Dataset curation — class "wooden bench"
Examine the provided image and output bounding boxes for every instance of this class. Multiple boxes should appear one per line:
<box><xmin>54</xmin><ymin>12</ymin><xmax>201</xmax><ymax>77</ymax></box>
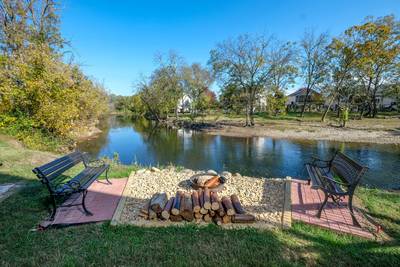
<box><xmin>32</xmin><ymin>151</ymin><xmax>110</xmax><ymax>220</ymax></box>
<box><xmin>305</xmin><ymin>151</ymin><xmax>367</xmax><ymax>225</ymax></box>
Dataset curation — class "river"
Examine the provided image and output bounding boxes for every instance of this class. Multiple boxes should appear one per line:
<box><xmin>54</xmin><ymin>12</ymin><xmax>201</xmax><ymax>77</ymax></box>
<box><xmin>77</xmin><ymin>116</ymin><xmax>400</xmax><ymax>189</ymax></box>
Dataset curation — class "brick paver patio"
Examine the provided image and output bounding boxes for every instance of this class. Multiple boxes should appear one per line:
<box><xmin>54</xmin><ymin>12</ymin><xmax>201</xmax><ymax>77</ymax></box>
<box><xmin>291</xmin><ymin>179</ymin><xmax>374</xmax><ymax>239</ymax></box>
<box><xmin>40</xmin><ymin>178</ymin><xmax>127</xmax><ymax>228</ymax></box>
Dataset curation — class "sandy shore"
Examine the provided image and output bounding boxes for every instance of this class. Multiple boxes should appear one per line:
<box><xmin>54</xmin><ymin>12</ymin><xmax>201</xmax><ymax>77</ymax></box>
<box><xmin>203</xmin><ymin>124</ymin><xmax>400</xmax><ymax>144</ymax></box>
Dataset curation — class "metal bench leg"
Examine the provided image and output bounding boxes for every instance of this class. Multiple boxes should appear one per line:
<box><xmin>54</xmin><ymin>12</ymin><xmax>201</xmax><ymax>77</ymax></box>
<box><xmin>49</xmin><ymin>195</ymin><xmax>57</xmax><ymax>221</ymax></box>
<box><xmin>82</xmin><ymin>190</ymin><xmax>93</xmax><ymax>216</ymax></box>
<box><xmin>317</xmin><ymin>191</ymin><xmax>329</xmax><ymax>218</ymax></box>
<box><xmin>105</xmin><ymin>166</ymin><xmax>112</xmax><ymax>184</ymax></box>
<box><xmin>348</xmin><ymin>194</ymin><xmax>360</xmax><ymax>226</ymax></box>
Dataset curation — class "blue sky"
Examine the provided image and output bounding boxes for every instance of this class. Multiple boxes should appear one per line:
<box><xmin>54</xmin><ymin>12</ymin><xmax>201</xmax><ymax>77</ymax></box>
<box><xmin>60</xmin><ymin>0</ymin><xmax>400</xmax><ymax>96</ymax></box>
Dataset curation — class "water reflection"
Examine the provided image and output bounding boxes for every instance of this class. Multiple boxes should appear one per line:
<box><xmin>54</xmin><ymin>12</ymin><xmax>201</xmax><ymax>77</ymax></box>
<box><xmin>77</xmin><ymin>116</ymin><xmax>400</xmax><ymax>189</ymax></box>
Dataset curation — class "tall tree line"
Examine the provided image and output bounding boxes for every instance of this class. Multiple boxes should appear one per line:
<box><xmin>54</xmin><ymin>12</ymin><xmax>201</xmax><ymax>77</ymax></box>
<box><xmin>0</xmin><ymin>0</ymin><xmax>108</xmax><ymax>143</ymax></box>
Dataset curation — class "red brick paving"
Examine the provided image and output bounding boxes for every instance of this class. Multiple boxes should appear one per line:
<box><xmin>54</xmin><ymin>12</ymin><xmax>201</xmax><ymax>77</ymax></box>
<box><xmin>40</xmin><ymin>178</ymin><xmax>127</xmax><ymax>228</ymax></box>
<box><xmin>291</xmin><ymin>179</ymin><xmax>374</xmax><ymax>239</ymax></box>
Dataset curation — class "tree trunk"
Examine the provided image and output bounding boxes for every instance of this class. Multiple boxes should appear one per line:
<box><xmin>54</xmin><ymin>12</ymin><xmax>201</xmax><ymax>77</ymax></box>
<box><xmin>175</xmin><ymin>106</ymin><xmax>179</xmax><ymax>121</ymax></box>
<box><xmin>300</xmin><ymin>88</ymin><xmax>311</xmax><ymax>117</ymax></box>
<box><xmin>245</xmin><ymin>104</ymin><xmax>251</xmax><ymax>127</ymax></box>
<box><xmin>321</xmin><ymin>95</ymin><xmax>335</xmax><ymax>122</ymax></box>
<box><xmin>372</xmin><ymin>92</ymin><xmax>378</xmax><ymax>118</ymax></box>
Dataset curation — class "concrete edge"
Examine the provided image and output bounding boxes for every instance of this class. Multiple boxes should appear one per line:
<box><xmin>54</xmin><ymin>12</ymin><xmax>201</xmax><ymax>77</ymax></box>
<box><xmin>281</xmin><ymin>176</ymin><xmax>292</xmax><ymax>229</ymax></box>
<box><xmin>110</xmin><ymin>171</ymin><xmax>136</xmax><ymax>226</ymax></box>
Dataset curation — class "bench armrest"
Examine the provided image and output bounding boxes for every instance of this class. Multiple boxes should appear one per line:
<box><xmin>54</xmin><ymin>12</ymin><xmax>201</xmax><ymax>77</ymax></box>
<box><xmin>304</xmin><ymin>161</ymin><xmax>329</xmax><ymax>169</ymax></box>
<box><xmin>86</xmin><ymin>159</ymin><xmax>106</xmax><ymax>168</ymax></box>
<box><xmin>320</xmin><ymin>175</ymin><xmax>349</xmax><ymax>187</ymax></box>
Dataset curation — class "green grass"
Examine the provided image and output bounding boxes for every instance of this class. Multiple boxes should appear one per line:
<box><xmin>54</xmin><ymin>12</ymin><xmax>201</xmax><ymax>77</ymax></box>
<box><xmin>356</xmin><ymin>187</ymin><xmax>400</xmax><ymax>240</ymax></box>
<box><xmin>0</xmin><ymin>136</ymin><xmax>399</xmax><ymax>266</ymax></box>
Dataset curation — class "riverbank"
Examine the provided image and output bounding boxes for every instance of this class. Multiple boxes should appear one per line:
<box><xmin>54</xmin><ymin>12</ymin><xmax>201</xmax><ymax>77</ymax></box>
<box><xmin>169</xmin><ymin>113</ymin><xmax>400</xmax><ymax>144</ymax></box>
<box><xmin>0</xmin><ymin>134</ymin><xmax>399</xmax><ymax>265</ymax></box>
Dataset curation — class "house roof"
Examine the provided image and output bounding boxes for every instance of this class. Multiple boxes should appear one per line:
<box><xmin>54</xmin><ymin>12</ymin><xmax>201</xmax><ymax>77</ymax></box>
<box><xmin>288</xmin><ymin>88</ymin><xmax>320</xmax><ymax>97</ymax></box>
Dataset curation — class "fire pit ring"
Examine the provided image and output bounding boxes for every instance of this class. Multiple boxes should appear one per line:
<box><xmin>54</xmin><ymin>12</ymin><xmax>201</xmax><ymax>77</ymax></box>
<box><xmin>189</xmin><ymin>172</ymin><xmax>227</xmax><ymax>192</ymax></box>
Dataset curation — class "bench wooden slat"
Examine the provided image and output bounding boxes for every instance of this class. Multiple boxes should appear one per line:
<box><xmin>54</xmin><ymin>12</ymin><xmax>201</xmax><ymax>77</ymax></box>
<box><xmin>39</xmin><ymin>153</ymin><xmax>83</xmax><ymax>176</ymax></box>
<box><xmin>35</xmin><ymin>151</ymin><xmax>81</xmax><ymax>173</ymax></box>
<box><xmin>45</xmin><ymin>157</ymin><xmax>84</xmax><ymax>181</ymax></box>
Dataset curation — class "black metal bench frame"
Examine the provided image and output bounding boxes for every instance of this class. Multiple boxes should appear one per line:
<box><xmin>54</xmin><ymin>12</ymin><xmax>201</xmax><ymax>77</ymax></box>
<box><xmin>305</xmin><ymin>151</ymin><xmax>367</xmax><ymax>225</ymax></box>
<box><xmin>33</xmin><ymin>151</ymin><xmax>110</xmax><ymax>220</ymax></box>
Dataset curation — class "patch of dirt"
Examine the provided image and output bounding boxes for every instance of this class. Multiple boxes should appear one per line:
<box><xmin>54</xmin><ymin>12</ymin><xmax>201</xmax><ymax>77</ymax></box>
<box><xmin>0</xmin><ymin>134</ymin><xmax>24</xmax><ymax>149</ymax></box>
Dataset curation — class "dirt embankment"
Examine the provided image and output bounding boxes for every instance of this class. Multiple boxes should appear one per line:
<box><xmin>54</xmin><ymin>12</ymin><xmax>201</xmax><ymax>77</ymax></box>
<box><xmin>170</xmin><ymin>119</ymin><xmax>400</xmax><ymax>145</ymax></box>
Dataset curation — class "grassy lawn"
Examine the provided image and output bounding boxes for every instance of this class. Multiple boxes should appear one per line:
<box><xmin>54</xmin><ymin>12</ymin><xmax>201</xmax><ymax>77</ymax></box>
<box><xmin>0</xmin><ymin>136</ymin><xmax>399</xmax><ymax>266</ymax></box>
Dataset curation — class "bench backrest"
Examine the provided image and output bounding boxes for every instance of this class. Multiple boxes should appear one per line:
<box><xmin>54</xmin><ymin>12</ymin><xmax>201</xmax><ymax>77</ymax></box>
<box><xmin>331</xmin><ymin>152</ymin><xmax>367</xmax><ymax>186</ymax></box>
<box><xmin>32</xmin><ymin>151</ymin><xmax>85</xmax><ymax>188</ymax></box>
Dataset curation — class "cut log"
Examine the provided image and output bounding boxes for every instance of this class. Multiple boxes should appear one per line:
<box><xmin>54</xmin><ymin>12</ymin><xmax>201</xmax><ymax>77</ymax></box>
<box><xmin>222</xmin><ymin>215</ymin><xmax>231</xmax><ymax>224</ymax></box>
<box><xmin>204</xmin><ymin>176</ymin><xmax>220</xmax><ymax>188</ymax></box>
<box><xmin>209</xmin><ymin>210</ymin><xmax>216</xmax><ymax>217</ymax></box>
<box><xmin>203</xmin><ymin>213</ymin><xmax>212</xmax><ymax>223</ymax></box>
<box><xmin>198</xmin><ymin>189</ymin><xmax>204</xmax><ymax>208</ymax></box>
<box><xmin>232</xmin><ymin>214</ymin><xmax>256</xmax><ymax>223</ymax></box>
<box><xmin>192</xmin><ymin>191</ymin><xmax>201</xmax><ymax>213</ymax></box>
<box><xmin>171</xmin><ymin>191</ymin><xmax>183</xmax><ymax>215</ymax></box>
<box><xmin>203</xmin><ymin>188</ymin><xmax>211</xmax><ymax>210</ymax></box>
<box><xmin>213</xmin><ymin>215</ymin><xmax>223</xmax><ymax>225</ymax></box>
<box><xmin>181</xmin><ymin>193</ymin><xmax>194</xmax><ymax>222</ymax></box>
<box><xmin>221</xmin><ymin>196</ymin><xmax>235</xmax><ymax>216</ymax></box>
<box><xmin>148</xmin><ymin>209</ymin><xmax>157</xmax><ymax>220</ymax></box>
<box><xmin>150</xmin><ymin>192</ymin><xmax>168</xmax><ymax>213</ymax></box>
<box><xmin>211</xmin><ymin>192</ymin><xmax>220</xmax><ymax>210</ymax></box>
<box><xmin>231</xmin><ymin>194</ymin><xmax>246</xmax><ymax>214</ymax></box>
<box><xmin>140</xmin><ymin>201</ymin><xmax>150</xmax><ymax>215</ymax></box>
<box><xmin>200</xmin><ymin>207</ymin><xmax>208</xmax><ymax>215</ymax></box>
<box><xmin>194</xmin><ymin>212</ymin><xmax>203</xmax><ymax>219</ymax></box>
<box><xmin>217</xmin><ymin>200</ymin><xmax>225</xmax><ymax>217</ymax></box>
<box><xmin>161</xmin><ymin>197</ymin><xmax>174</xmax><ymax>220</ymax></box>
<box><xmin>138</xmin><ymin>211</ymin><xmax>148</xmax><ymax>219</ymax></box>
<box><xmin>169</xmin><ymin>215</ymin><xmax>183</xmax><ymax>222</ymax></box>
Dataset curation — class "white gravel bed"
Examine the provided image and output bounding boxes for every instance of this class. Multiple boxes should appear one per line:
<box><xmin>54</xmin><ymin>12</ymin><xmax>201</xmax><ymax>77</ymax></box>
<box><xmin>117</xmin><ymin>167</ymin><xmax>291</xmax><ymax>229</ymax></box>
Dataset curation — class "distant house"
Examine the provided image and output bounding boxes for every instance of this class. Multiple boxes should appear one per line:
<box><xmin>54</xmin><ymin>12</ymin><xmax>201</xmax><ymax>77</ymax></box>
<box><xmin>375</xmin><ymin>87</ymin><xmax>397</xmax><ymax>110</ymax></box>
<box><xmin>177</xmin><ymin>88</ymin><xmax>217</xmax><ymax>113</ymax></box>
<box><xmin>286</xmin><ymin>88</ymin><xmax>323</xmax><ymax>106</ymax></box>
<box><xmin>177</xmin><ymin>94</ymin><xmax>192</xmax><ymax>113</ymax></box>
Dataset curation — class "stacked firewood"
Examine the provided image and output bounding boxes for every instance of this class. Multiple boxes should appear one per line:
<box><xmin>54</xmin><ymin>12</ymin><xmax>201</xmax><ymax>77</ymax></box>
<box><xmin>139</xmin><ymin>188</ymin><xmax>255</xmax><ymax>224</ymax></box>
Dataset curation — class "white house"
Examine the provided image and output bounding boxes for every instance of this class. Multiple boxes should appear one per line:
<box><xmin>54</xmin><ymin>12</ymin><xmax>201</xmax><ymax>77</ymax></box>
<box><xmin>177</xmin><ymin>94</ymin><xmax>192</xmax><ymax>113</ymax></box>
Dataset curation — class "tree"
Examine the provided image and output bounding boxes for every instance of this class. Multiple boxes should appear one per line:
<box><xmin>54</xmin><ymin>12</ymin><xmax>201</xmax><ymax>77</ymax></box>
<box><xmin>268</xmin><ymin>41</ymin><xmax>297</xmax><ymax>93</ymax></box>
<box><xmin>181</xmin><ymin>63</ymin><xmax>214</xmax><ymax>120</ymax></box>
<box><xmin>0</xmin><ymin>0</ymin><xmax>108</xmax><ymax>145</ymax></box>
<box><xmin>209</xmin><ymin>34</ymin><xmax>272</xmax><ymax>126</ymax></box>
<box><xmin>266</xmin><ymin>90</ymin><xmax>288</xmax><ymax>116</ymax></box>
<box><xmin>321</xmin><ymin>35</ymin><xmax>358</xmax><ymax>122</ymax></box>
<box><xmin>219</xmin><ymin>82</ymin><xmax>246</xmax><ymax>114</ymax></box>
<box><xmin>154</xmin><ymin>51</ymin><xmax>184</xmax><ymax>120</ymax></box>
<box><xmin>347</xmin><ymin>15</ymin><xmax>400</xmax><ymax>118</ymax></box>
<box><xmin>299</xmin><ymin>30</ymin><xmax>329</xmax><ymax>117</ymax></box>
<box><xmin>0</xmin><ymin>0</ymin><xmax>65</xmax><ymax>54</ymax></box>
<box><xmin>138</xmin><ymin>52</ymin><xmax>184</xmax><ymax>122</ymax></box>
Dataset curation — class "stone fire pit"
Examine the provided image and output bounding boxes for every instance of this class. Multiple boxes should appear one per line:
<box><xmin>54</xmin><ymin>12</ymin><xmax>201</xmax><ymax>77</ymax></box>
<box><xmin>111</xmin><ymin>167</ymin><xmax>292</xmax><ymax>229</ymax></box>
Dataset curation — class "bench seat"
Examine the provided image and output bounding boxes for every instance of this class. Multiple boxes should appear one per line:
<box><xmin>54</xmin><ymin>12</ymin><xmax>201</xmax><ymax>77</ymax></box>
<box><xmin>33</xmin><ymin>151</ymin><xmax>110</xmax><ymax>220</ymax></box>
<box><xmin>305</xmin><ymin>152</ymin><xmax>367</xmax><ymax>225</ymax></box>
<box><xmin>55</xmin><ymin>164</ymin><xmax>110</xmax><ymax>194</ymax></box>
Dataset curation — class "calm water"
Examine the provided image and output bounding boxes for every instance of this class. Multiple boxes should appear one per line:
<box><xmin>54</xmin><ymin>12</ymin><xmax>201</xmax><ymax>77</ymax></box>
<box><xmin>77</xmin><ymin>116</ymin><xmax>400</xmax><ymax>189</ymax></box>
